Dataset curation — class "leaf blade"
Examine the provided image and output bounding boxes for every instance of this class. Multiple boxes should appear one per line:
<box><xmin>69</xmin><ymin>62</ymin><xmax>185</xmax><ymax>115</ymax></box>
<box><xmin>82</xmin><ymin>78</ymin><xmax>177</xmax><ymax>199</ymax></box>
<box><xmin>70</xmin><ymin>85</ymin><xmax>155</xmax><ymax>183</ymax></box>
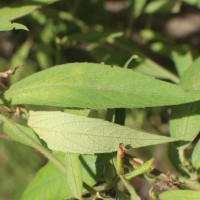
<box><xmin>28</xmin><ymin>111</ymin><xmax>177</xmax><ymax>154</ymax></box>
<box><xmin>170</xmin><ymin>57</ymin><xmax>200</xmax><ymax>141</ymax></box>
<box><xmin>65</xmin><ymin>153</ymin><xmax>83</xmax><ymax>199</ymax></box>
<box><xmin>0</xmin><ymin>21</ymin><xmax>28</xmax><ymax>31</ymax></box>
<box><xmin>0</xmin><ymin>1</ymin><xmax>59</xmax><ymax>22</ymax></box>
<box><xmin>5</xmin><ymin>63</ymin><xmax>200</xmax><ymax>109</ymax></box>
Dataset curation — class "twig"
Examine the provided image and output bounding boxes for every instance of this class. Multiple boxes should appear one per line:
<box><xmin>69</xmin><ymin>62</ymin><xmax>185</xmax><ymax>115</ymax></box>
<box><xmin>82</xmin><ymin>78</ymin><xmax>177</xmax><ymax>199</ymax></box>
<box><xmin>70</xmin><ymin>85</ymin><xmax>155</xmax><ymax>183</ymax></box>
<box><xmin>0</xmin><ymin>65</ymin><xmax>22</xmax><ymax>79</ymax></box>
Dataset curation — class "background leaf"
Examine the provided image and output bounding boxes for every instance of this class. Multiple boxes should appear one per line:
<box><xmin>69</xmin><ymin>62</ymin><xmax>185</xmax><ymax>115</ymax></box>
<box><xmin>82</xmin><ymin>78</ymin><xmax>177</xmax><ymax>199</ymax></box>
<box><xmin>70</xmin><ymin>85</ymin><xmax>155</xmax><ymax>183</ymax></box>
<box><xmin>0</xmin><ymin>1</ymin><xmax>59</xmax><ymax>21</ymax></box>
<box><xmin>0</xmin><ymin>21</ymin><xmax>28</xmax><ymax>31</ymax></box>
<box><xmin>181</xmin><ymin>0</ymin><xmax>200</xmax><ymax>8</ymax></box>
<box><xmin>134</xmin><ymin>58</ymin><xmax>179</xmax><ymax>83</ymax></box>
<box><xmin>5</xmin><ymin>63</ymin><xmax>200</xmax><ymax>109</ymax></box>
<box><xmin>9</xmin><ymin>40</ymin><xmax>34</xmax><ymax>84</ymax></box>
<box><xmin>28</xmin><ymin>111</ymin><xmax>176</xmax><ymax>154</ymax></box>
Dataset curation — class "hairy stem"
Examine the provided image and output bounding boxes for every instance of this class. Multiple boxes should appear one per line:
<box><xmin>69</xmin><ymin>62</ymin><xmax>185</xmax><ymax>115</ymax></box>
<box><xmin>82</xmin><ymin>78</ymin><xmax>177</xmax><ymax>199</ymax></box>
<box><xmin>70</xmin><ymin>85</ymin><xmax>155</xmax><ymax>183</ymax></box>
<box><xmin>0</xmin><ymin>113</ymin><xmax>67</xmax><ymax>174</ymax></box>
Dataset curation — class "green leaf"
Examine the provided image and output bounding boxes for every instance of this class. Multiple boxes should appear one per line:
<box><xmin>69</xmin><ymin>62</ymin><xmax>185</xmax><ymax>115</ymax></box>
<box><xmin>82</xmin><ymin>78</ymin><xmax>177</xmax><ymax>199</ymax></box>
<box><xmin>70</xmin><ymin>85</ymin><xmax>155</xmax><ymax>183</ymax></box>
<box><xmin>145</xmin><ymin>0</ymin><xmax>177</xmax><ymax>13</ymax></box>
<box><xmin>0</xmin><ymin>21</ymin><xmax>28</xmax><ymax>31</ymax></box>
<box><xmin>181</xmin><ymin>0</ymin><xmax>200</xmax><ymax>8</ymax></box>
<box><xmin>170</xmin><ymin>102</ymin><xmax>200</xmax><ymax>141</ymax></box>
<box><xmin>160</xmin><ymin>190</ymin><xmax>200</xmax><ymax>200</ymax></box>
<box><xmin>21</xmin><ymin>153</ymin><xmax>103</xmax><ymax>200</ymax></box>
<box><xmin>124</xmin><ymin>158</ymin><xmax>154</xmax><ymax>180</ymax></box>
<box><xmin>5</xmin><ymin>63</ymin><xmax>200</xmax><ymax>109</ymax></box>
<box><xmin>28</xmin><ymin>111</ymin><xmax>177</xmax><ymax>154</ymax></box>
<box><xmin>21</xmin><ymin>153</ymin><xmax>73</xmax><ymax>200</ymax></box>
<box><xmin>181</xmin><ymin>57</ymin><xmax>200</xmax><ymax>90</ymax></box>
<box><xmin>10</xmin><ymin>40</ymin><xmax>34</xmax><ymax>84</ymax></box>
<box><xmin>102</xmin><ymin>153</ymin><xmax>115</xmax><ymax>183</ymax></box>
<box><xmin>80</xmin><ymin>154</ymin><xmax>104</xmax><ymax>186</ymax></box>
<box><xmin>0</xmin><ymin>1</ymin><xmax>59</xmax><ymax>21</ymax></box>
<box><xmin>133</xmin><ymin>0</ymin><xmax>147</xmax><ymax>17</ymax></box>
<box><xmin>170</xmin><ymin>58</ymin><xmax>200</xmax><ymax>141</ymax></box>
<box><xmin>65</xmin><ymin>153</ymin><xmax>83</xmax><ymax>199</ymax></box>
<box><xmin>134</xmin><ymin>58</ymin><xmax>179</xmax><ymax>83</ymax></box>
<box><xmin>192</xmin><ymin>140</ymin><xmax>200</xmax><ymax>169</ymax></box>
<box><xmin>171</xmin><ymin>51</ymin><xmax>193</xmax><ymax>77</ymax></box>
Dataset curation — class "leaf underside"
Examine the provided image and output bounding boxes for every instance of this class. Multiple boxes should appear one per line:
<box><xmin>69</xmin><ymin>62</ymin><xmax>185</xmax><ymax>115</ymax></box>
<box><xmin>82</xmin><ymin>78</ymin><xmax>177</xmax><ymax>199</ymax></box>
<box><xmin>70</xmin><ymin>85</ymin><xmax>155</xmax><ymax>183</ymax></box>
<box><xmin>28</xmin><ymin>111</ymin><xmax>176</xmax><ymax>154</ymax></box>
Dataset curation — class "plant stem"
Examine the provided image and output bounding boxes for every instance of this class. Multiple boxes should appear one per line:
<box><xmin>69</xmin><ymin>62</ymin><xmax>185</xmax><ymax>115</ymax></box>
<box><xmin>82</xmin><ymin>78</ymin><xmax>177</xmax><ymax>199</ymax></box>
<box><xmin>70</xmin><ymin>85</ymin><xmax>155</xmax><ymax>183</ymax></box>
<box><xmin>0</xmin><ymin>113</ymin><xmax>67</xmax><ymax>174</ymax></box>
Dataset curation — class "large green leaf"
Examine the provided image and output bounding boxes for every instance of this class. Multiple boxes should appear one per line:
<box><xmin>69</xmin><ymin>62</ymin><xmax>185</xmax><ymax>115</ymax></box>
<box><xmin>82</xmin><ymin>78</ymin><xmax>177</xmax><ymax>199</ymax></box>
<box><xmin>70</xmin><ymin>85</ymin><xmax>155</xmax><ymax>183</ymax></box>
<box><xmin>28</xmin><ymin>111</ymin><xmax>176</xmax><ymax>154</ymax></box>
<box><xmin>0</xmin><ymin>0</ymin><xmax>59</xmax><ymax>21</ymax></box>
<box><xmin>0</xmin><ymin>21</ymin><xmax>28</xmax><ymax>31</ymax></box>
<box><xmin>160</xmin><ymin>190</ymin><xmax>200</xmax><ymax>200</ymax></box>
<box><xmin>5</xmin><ymin>63</ymin><xmax>200</xmax><ymax>109</ymax></box>
<box><xmin>21</xmin><ymin>153</ymin><xmax>104</xmax><ymax>200</ymax></box>
<box><xmin>170</xmin><ymin>58</ymin><xmax>200</xmax><ymax>141</ymax></box>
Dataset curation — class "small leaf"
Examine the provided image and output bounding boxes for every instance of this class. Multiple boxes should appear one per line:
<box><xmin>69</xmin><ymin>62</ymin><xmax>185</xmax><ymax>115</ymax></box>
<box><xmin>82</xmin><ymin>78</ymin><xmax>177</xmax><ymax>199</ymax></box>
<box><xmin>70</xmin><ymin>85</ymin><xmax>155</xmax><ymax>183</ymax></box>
<box><xmin>65</xmin><ymin>153</ymin><xmax>83</xmax><ymax>199</ymax></box>
<box><xmin>10</xmin><ymin>40</ymin><xmax>33</xmax><ymax>84</ymax></box>
<box><xmin>0</xmin><ymin>21</ymin><xmax>28</xmax><ymax>31</ymax></box>
<box><xmin>181</xmin><ymin>0</ymin><xmax>200</xmax><ymax>8</ymax></box>
<box><xmin>0</xmin><ymin>1</ymin><xmax>59</xmax><ymax>21</ymax></box>
<box><xmin>160</xmin><ymin>190</ymin><xmax>200</xmax><ymax>200</ymax></box>
<box><xmin>5</xmin><ymin>63</ymin><xmax>200</xmax><ymax>109</ymax></box>
<box><xmin>145</xmin><ymin>0</ymin><xmax>177</xmax><ymax>13</ymax></box>
<box><xmin>181</xmin><ymin>57</ymin><xmax>200</xmax><ymax>90</ymax></box>
<box><xmin>28</xmin><ymin>111</ymin><xmax>177</xmax><ymax>154</ymax></box>
<box><xmin>192</xmin><ymin>140</ymin><xmax>200</xmax><ymax>169</ymax></box>
<box><xmin>170</xmin><ymin>102</ymin><xmax>200</xmax><ymax>141</ymax></box>
<box><xmin>171</xmin><ymin>51</ymin><xmax>193</xmax><ymax>77</ymax></box>
<box><xmin>124</xmin><ymin>158</ymin><xmax>154</xmax><ymax>180</ymax></box>
<box><xmin>134</xmin><ymin>58</ymin><xmax>179</xmax><ymax>83</ymax></box>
